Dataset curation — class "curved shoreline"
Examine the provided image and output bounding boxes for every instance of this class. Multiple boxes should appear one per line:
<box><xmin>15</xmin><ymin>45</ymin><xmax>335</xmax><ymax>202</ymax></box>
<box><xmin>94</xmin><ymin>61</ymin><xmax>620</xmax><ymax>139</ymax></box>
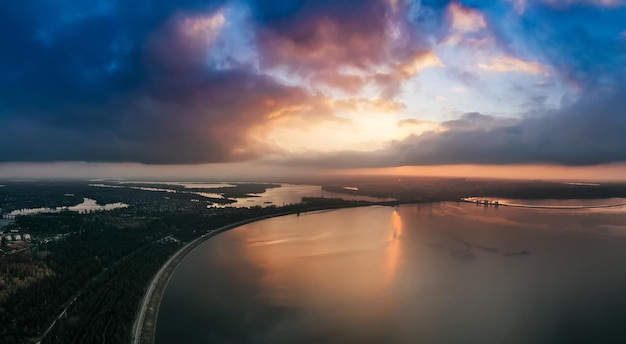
<box><xmin>132</xmin><ymin>198</ymin><xmax>626</xmax><ymax>343</ymax></box>
<box><xmin>131</xmin><ymin>200</ymin><xmax>409</xmax><ymax>344</ymax></box>
<box><xmin>131</xmin><ymin>209</ymin><xmax>327</xmax><ymax>344</ymax></box>
<box><xmin>461</xmin><ymin>198</ymin><xmax>626</xmax><ymax>210</ymax></box>
<box><xmin>499</xmin><ymin>202</ymin><xmax>626</xmax><ymax>210</ymax></box>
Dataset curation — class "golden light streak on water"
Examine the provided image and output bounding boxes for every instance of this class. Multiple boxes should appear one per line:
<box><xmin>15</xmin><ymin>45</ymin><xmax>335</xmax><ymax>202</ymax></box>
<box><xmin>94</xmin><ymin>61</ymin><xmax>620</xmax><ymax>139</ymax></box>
<box><xmin>385</xmin><ymin>210</ymin><xmax>404</xmax><ymax>286</ymax></box>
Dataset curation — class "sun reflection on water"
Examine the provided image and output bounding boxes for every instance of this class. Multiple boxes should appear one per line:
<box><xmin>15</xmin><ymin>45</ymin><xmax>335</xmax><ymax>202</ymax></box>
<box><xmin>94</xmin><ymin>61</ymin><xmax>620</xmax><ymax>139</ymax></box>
<box><xmin>385</xmin><ymin>210</ymin><xmax>404</xmax><ymax>286</ymax></box>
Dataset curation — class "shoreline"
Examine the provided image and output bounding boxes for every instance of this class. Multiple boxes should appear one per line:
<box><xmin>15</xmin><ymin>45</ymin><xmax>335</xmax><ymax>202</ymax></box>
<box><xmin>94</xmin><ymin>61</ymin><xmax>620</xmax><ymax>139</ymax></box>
<box><xmin>461</xmin><ymin>198</ymin><xmax>626</xmax><ymax>210</ymax></box>
<box><xmin>131</xmin><ymin>206</ymin><xmax>364</xmax><ymax>344</ymax></box>
<box><xmin>132</xmin><ymin>197</ymin><xmax>626</xmax><ymax>343</ymax></box>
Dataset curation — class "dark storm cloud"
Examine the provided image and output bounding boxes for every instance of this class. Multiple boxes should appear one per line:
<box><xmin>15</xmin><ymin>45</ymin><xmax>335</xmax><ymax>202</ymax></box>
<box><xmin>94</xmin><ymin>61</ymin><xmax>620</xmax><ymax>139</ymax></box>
<box><xmin>0</xmin><ymin>0</ymin><xmax>240</xmax><ymax>163</ymax></box>
<box><xmin>0</xmin><ymin>67</ymin><xmax>319</xmax><ymax>163</ymax></box>
<box><xmin>252</xmin><ymin>0</ymin><xmax>432</xmax><ymax>94</ymax></box>
<box><xmin>0</xmin><ymin>0</ymin><xmax>430</xmax><ymax>164</ymax></box>
<box><xmin>0</xmin><ymin>0</ymin><xmax>227</xmax><ymax>105</ymax></box>
<box><xmin>0</xmin><ymin>0</ymin><xmax>318</xmax><ymax>164</ymax></box>
<box><xmin>1</xmin><ymin>0</ymin><xmax>626</xmax><ymax>166</ymax></box>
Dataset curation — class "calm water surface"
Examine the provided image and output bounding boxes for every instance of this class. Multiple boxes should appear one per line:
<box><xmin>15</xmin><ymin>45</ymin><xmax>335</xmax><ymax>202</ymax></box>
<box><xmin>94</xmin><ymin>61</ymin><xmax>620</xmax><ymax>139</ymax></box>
<box><xmin>156</xmin><ymin>202</ymin><xmax>626</xmax><ymax>343</ymax></box>
<box><xmin>91</xmin><ymin>183</ymin><xmax>392</xmax><ymax>207</ymax></box>
<box><xmin>222</xmin><ymin>184</ymin><xmax>393</xmax><ymax>207</ymax></box>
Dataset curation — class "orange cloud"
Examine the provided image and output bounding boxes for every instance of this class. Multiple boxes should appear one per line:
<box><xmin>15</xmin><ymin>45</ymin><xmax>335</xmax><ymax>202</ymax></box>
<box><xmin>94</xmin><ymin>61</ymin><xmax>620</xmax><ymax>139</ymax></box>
<box><xmin>396</xmin><ymin>118</ymin><xmax>438</xmax><ymax>128</ymax></box>
<box><xmin>331</xmin><ymin>98</ymin><xmax>407</xmax><ymax>114</ymax></box>
<box><xmin>397</xmin><ymin>51</ymin><xmax>445</xmax><ymax>77</ymax></box>
<box><xmin>478</xmin><ymin>56</ymin><xmax>547</xmax><ymax>75</ymax></box>
<box><xmin>447</xmin><ymin>2</ymin><xmax>487</xmax><ymax>33</ymax></box>
<box><xmin>339</xmin><ymin>164</ymin><xmax>626</xmax><ymax>181</ymax></box>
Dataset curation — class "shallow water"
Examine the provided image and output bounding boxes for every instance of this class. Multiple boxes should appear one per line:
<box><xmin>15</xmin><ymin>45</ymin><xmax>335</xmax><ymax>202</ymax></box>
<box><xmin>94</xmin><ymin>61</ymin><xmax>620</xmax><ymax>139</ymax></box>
<box><xmin>92</xmin><ymin>182</ymin><xmax>393</xmax><ymax>207</ymax></box>
<box><xmin>220</xmin><ymin>184</ymin><xmax>394</xmax><ymax>207</ymax></box>
<box><xmin>156</xmin><ymin>202</ymin><xmax>626</xmax><ymax>343</ymax></box>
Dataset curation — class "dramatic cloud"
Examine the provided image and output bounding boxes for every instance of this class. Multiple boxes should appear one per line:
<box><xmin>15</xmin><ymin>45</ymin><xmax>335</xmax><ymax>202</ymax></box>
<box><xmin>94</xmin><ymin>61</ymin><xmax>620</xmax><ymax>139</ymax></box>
<box><xmin>280</xmin><ymin>85</ymin><xmax>626</xmax><ymax>167</ymax></box>
<box><xmin>252</xmin><ymin>0</ymin><xmax>435</xmax><ymax>95</ymax></box>
<box><xmin>0</xmin><ymin>0</ymin><xmax>625</xmax><ymax>169</ymax></box>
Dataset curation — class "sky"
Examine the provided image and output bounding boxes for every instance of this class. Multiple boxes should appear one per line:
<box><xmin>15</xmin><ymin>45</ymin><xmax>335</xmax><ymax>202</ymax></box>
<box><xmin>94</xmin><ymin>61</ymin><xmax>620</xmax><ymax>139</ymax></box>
<box><xmin>1</xmin><ymin>0</ymin><xmax>625</xmax><ymax>180</ymax></box>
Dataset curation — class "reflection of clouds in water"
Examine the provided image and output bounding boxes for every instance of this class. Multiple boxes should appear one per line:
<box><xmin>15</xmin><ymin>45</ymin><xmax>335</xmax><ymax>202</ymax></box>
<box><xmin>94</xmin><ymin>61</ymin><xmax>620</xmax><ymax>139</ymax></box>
<box><xmin>159</xmin><ymin>204</ymin><xmax>626</xmax><ymax>343</ymax></box>
<box><xmin>594</xmin><ymin>224</ymin><xmax>626</xmax><ymax>235</ymax></box>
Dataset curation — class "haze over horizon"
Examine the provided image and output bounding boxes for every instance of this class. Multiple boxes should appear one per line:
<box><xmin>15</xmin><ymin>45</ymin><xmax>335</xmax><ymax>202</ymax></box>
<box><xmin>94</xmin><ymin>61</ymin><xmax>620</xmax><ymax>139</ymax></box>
<box><xmin>1</xmin><ymin>0</ymin><xmax>625</xmax><ymax>180</ymax></box>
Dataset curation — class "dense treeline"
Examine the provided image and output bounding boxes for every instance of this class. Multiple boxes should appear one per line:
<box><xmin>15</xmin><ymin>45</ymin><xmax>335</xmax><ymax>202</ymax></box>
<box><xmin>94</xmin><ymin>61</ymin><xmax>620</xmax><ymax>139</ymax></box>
<box><xmin>46</xmin><ymin>241</ymin><xmax>179</xmax><ymax>344</ymax></box>
<box><xmin>0</xmin><ymin>213</ymin><xmax>171</xmax><ymax>343</ymax></box>
<box><xmin>0</xmin><ymin>252</ymin><xmax>53</xmax><ymax>304</ymax></box>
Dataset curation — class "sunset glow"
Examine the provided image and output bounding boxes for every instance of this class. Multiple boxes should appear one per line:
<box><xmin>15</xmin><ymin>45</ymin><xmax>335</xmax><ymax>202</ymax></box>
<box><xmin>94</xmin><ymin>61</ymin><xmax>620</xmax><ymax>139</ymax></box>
<box><xmin>1</xmin><ymin>1</ymin><xmax>625</xmax><ymax>179</ymax></box>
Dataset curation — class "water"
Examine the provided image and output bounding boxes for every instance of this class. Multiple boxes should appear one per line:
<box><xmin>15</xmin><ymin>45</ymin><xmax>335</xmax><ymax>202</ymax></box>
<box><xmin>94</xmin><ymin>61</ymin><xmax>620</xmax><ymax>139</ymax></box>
<box><xmin>90</xmin><ymin>183</ymin><xmax>393</xmax><ymax>207</ymax></box>
<box><xmin>8</xmin><ymin>198</ymin><xmax>128</xmax><ymax>216</ymax></box>
<box><xmin>118</xmin><ymin>181</ymin><xmax>236</xmax><ymax>189</ymax></box>
<box><xmin>220</xmin><ymin>184</ymin><xmax>394</xmax><ymax>207</ymax></box>
<box><xmin>464</xmin><ymin>196</ymin><xmax>626</xmax><ymax>210</ymax></box>
<box><xmin>156</xmin><ymin>202</ymin><xmax>626</xmax><ymax>343</ymax></box>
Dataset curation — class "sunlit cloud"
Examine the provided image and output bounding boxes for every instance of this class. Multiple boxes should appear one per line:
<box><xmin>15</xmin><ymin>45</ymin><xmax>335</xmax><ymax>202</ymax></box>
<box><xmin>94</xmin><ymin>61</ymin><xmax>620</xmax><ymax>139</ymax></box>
<box><xmin>397</xmin><ymin>118</ymin><xmax>435</xmax><ymax>128</ymax></box>
<box><xmin>478</xmin><ymin>56</ymin><xmax>548</xmax><ymax>75</ymax></box>
<box><xmin>179</xmin><ymin>11</ymin><xmax>226</xmax><ymax>42</ymax></box>
<box><xmin>396</xmin><ymin>119</ymin><xmax>441</xmax><ymax>137</ymax></box>
<box><xmin>397</xmin><ymin>51</ymin><xmax>445</xmax><ymax>77</ymax></box>
<box><xmin>330</xmin><ymin>98</ymin><xmax>407</xmax><ymax>114</ymax></box>
<box><xmin>1</xmin><ymin>0</ymin><xmax>625</xmax><ymax>176</ymax></box>
<box><xmin>447</xmin><ymin>2</ymin><xmax>487</xmax><ymax>33</ymax></box>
